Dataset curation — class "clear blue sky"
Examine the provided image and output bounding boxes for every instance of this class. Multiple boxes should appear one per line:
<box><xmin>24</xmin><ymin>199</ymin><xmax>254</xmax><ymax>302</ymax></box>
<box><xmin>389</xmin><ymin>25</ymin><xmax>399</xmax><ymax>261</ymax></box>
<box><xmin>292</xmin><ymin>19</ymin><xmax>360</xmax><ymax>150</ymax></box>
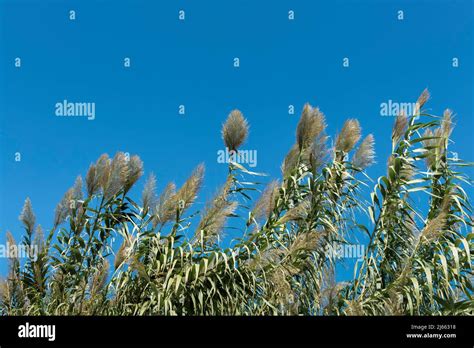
<box><xmin>0</xmin><ymin>0</ymin><xmax>472</xmax><ymax>280</ymax></box>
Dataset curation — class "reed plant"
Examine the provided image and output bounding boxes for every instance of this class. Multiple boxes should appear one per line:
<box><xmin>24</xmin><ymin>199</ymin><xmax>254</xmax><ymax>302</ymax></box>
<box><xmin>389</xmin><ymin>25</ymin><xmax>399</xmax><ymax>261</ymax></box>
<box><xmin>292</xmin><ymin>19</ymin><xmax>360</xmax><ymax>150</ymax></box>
<box><xmin>1</xmin><ymin>90</ymin><xmax>472</xmax><ymax>315</ymax></box>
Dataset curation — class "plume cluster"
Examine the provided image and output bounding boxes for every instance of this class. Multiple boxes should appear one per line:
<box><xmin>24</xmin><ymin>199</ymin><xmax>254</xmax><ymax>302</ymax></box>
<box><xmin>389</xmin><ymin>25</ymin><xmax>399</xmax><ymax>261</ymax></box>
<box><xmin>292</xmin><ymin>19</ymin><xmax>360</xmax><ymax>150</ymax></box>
<box><xmin>392</xmin><ymin>112</ymin><xmax>408</xmax><ymax>144</ymax></box>
<box><xmin>19</xmin><ymin>198</ymin><xmax>36</xmax><ymax>234</ymax></box>
<box><xmin>142</xmin><ymin>173</ymin><xmax>157</xmax><ymax>212</ymax></box>
<box><xmin>3</xmin><ymin>90</ymin><xmax>472</xmax><ymax>317</ymax></box>
<box><xmin>413</xmin><ymin>88</ymin><xmax>430</xmax><ymax>116</ymax></box>
<box><xmin>422</xmin><ymin>109</ymin><xmax>455</xmax><ymax>168</ymax></box>
<box><xmin>283</xmin><ymin>104</ymin><xmax>328</xmax><ymax>175</ymax></box>
<box><xmin>310</xmin><ymin>133</ymin><xmax>329</xmax><ymax>171</ymax></box>
<box><xmin>282</xmin><ymin>144</ymin><xmax>300</xmax><ymax>176</ymax></box>
<box><xmin>222</xmin><ymin>110</ymin><xmax>249</xmax><ymax>151</ymax></box>
<box><xmin>152</xmin><ymin>182</ymin><xmax>177</xmax><ymax>227</ymax></box>
<box><xmin>196</xmin><ymin>177</ymin><xmax>237</xmax><ymax>245</ymax></box>
<box><xmin>89</xmin><ymin>259</ymin><xmax>110</xmax><ymax>296</ymax></box>
<box><xmin>335</xmin><ymin>119</ymin><xmax>361</xmax><ymax>153</ymax></box>
<box><xmin>296</xmin><ymin>104</ymin><xmax>326</xmax><ymax>151</ymax></box>
<box><xmin>352</xmin><ymin>134</ymin><xmax>375</xmax><ymax>169</ymax></box>
<box><xmin>251</xmin><ymin>180</ymin><xmax>280</xmax><ymax>222</ymax></box>
<box><xmin>85</xmin><ymin>153</ymin><xmax>144</xmax><ymax>200</ymax></box>
<box><xmin>278</xmin><ymin>199</ymin><xmax>311</xmax><ymax>224</ymax></box>
<box><xmin>175</xmin><ymin>164</ymin><xmax>205</xmax><ymax>210</ymax></box>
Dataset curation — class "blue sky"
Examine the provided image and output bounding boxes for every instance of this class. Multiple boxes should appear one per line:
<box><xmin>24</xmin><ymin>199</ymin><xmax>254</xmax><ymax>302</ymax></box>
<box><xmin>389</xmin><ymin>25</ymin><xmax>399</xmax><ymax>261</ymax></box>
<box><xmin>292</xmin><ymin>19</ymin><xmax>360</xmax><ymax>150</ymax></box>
<box><xmin>0</xmin><ymin>0</ymin><xmax>472</xmax><ymax>280</ymax></box>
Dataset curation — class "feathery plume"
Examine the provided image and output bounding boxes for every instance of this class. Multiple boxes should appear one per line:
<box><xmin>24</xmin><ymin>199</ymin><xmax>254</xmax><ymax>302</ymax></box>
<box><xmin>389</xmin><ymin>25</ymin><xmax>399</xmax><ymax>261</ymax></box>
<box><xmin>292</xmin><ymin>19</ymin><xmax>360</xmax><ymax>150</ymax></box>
<box><xmin>114</xmin><ymin>238</ymin><xmax>131</xmax><ymax>270</ymax></box>
<box><xmin>6</xmin><ymin>231</ymin><xmax>17</xmax><ymax>261</ymax></box>
<box><xmin>53</xmin><ymin>187</ymin><xmax>74</xmax><ymax>227</ymax></box>
<box><xmin>353</xmin><ymin>134</ymin><xmax>375</xmax><ymax>169</ymax></box>
<box><xmin>175</xmin><ymin>164</ymin><xmax>205</xmax><ymax>210</ymax></box>
<box><xmin>345</xmin><ymin>300</ymin><xmax>365</xmax><ymax>316</ymax></box>
<box><xmin>33</xmin><ymin>225</ymin><xmax>45</xmax><ymax>252</ymax></box>
<box><xmin>95</xmin><ymin>154</ymin><xmax>111</xmax><ymax>192</ymax></box>
<box><xmin>413</xmin><ymin>88</ymin><xmax>430</xmax><ymax>116</ymax></box>
<box><xmin>153</xmin><ymin>182</ymin><xmax>177</xmax><ymax>227</ymax></box>
<box><xmin>6</xmin><ymin>231</ymin><xmax>20</xmax><ymax>276</ymax></box>
<box><xmin>251</xmin><ymin>180</ymin><xmax>280</xmax><ymax>221</ymax></box>
<box><xmin>281</xmin><ymin>144</ymin><xmax>300</xmax><ymax>176</ymax></box>
<box><xmin>335</xmin><ymin>119</ymin><xmax>361</xmax><ymax>153</ymax></box>
<box><xmin>142</xmin><ymin>173</ymin><xmax>157</xmax><ymax>212</ymax></box>
<box><xmin>222</xmin><ymin>109</ymin><xmax>249</xmax><ymax>151</ymax></box>
<box><xmin>72</xmin><ymin>176</ymin><xmax>83</xmax><ymax>201</ymax></box>
<box><xmin>85</xmin><ymin>164</ymin><xmax>99</xmax><ymax>196</ymax></box>
<box><xmin>90</xmin><ymin>259</ymin><xmax>109</xmax><ymax>296</ymax></box>
<box><xmin>19</xmin><ymin>197</ymin><xmax>36</xmax><ymax>235</ymax></box>
<box><xmin>441</xmin><ymin>109</ymin><xmax>453</xmax><ymax>139</ymax></box>
<box><xmin>196</xmin><ymin>177</ymin><xmax>237</xmax><ymax>245</ymax></box>
<box><xmin>392</xmin><ymin>112</ymin><xmax>408</xmax><ymax>143</ymax></box>
<box><xmin>277</xmin><ymin>199</ymin><xmax>311</xmax><ymax>224</ymax></box>
<box><xmin>422</xmin><ymin>128</ymin><xmax>443</xmax><ymax>169</ymax></box>
<box><xmin>0</xmin><ymin>278</ymin><xmax>7</xmax><ymax>303</ymax></box>
<box><xmin>310</xmin><ymin>133</ymin><xmax>329</xmax><ymax>172</ymax></box>
<box><xmin>418</xmin><ymin>211</ymin><xmax>447</xmax><ymax>245</ymax></box>
<box><xmin>269</xmin><ymin>268</ymin><xmax>293</xmax><ymax>302</ymax></box>
<box><xmin>321</xmin><ymin>269</ymin><xmax>348</xmax><ymax>315</ymax></box>
<box><xmin>105</xmin><ymin>152</ymin><xmax>130</xmax><ymax>198</ymax></box>
<box><xmin>124</xmin><ymin>155</ymin><xmax>144</xmax><ymax>193</ymax></box>
<box><xmin>296</xmin><ymin>104</ymin><xmax>326</xmax><ymax>150</ymax></box>
<box><xmin>288</xmin><ymin>230</ymin><xmax>323</xmax><ymax>254</ymax></box>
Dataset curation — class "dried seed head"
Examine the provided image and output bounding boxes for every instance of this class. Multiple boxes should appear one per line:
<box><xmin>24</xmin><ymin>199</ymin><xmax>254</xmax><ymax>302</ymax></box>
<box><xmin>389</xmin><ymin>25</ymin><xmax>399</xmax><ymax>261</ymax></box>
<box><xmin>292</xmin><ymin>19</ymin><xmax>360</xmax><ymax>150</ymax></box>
<box><xmin>33</xmin><ymin>225</ymin><xmax>45</xmax><ymax>252</ymax></box>
<box><xmin>85</xmin><ymin>164</ymin><xmax>99</xmax><ymax>196</ymax></box>
<box><xmin>6</xmin><ymin>231</ymin><xmax>17</xmax><ymax>261</ymax></box>
<box><xmin>353</xmin><ymin>134</ymin><xmax>375</xmax><ymax>169</ymax></box>
<box><xmin>419</xmin><ymin>211</ymin><xmax>447</xmax><ymax>245</ymax></box>
<box><xmin>422</xmin><ymin>128</ymin><xmax>442</xmax><ymax>169</ymax></box>
<box><xmin>345</xmin><ymin>300</ymin><xmax>365</xmax><ymax>316</ymax></box>
<box><xmin>19</xmin><ymin>197</ymin><xmax>36</xmax><ymax>234</ymax></box>
<box><xmin>296</xmin><ymin>104</ymin><xmax>326</xmax><ymax>150</ymax></box>
<box><xmin>125</xmin><ymin>155</ymin><xmax>144</xmax><ymax>193</ymax></box>
<box><xmin>153</xmin><ymin>182</ymin><xmax>177</xmax><ymax>227</ymax></box>
<box><xmin>95</xmin><ymin>154</ymin><xmax>111</xmax><ymax>192</ymax></box>
<box><xmin>0</xmin><ymin>278</ymin><xmax>7</xmax><ymax>302</ymax></box>
<box><xmin>175</xmin><ymin>164</ymin><xmax>205</xmax><ymax>210</ymax></box>
<box><xmin>392</xmin><ymin>112</ymin><xmax>408</xmax><ymax>143</ymax></box>
<box><xmin>310</xmin><ymin>133</ymin><xmax>329</xmax><ymax>172</ymax></box>
<box><xmin>335</xmin><ymin>119</ymin><xmax>361</xmax><ymax>153</ymax></box>
<box><xmin>6</xmin><ymin>231</ymin><xmax>20</xmax><ymax>278</ymax></box>
<box><xmin>413</xmin><ymin>89</ymin><xmax>430</xmax><ymax>116</ymax></box>
<box><xmin>441</xmin><ymin>109</ymin><xmax>453</xmax><ymax>138</ymax></box>
<box><xmin>114</xmin><ymin>238</ymin><xmax>131</xmax><ymax>270</ymax></box>
<box><xmin>281</xmin><ymin>144</ymin><xmax>300</xmax><ymax>177</ymax></box>
<box><xmin>53</xmin><ymin>187</ymin><xmax>74</xmax><ymax>227</ymax></box>
<box><xmin>288</xmin><ymin>230</ymin><xmax>323</xmax><ymax>254</ymax></box>
<box><xmin>252</xmin><ymin>180</ymin><xmax>280</xmax><ymax>221</ymax></box>
<box><xmin>269</xmin><ymin>268</ymin><xmax>293</xmax><ymax>302</ymax></box>
<box><xmin>278</xmin><ymin>199</ymin><xmax>311</xmax><ymax>224</ymax></box>
<box><xmin>222</xmin><ymin>109</ymin><xmax>249</xmax><ymax>151</ymax></box>
<box><xmin>72</xmin><ymin>176</ymin><xmax>83</xmax><ymax>201</ymax></box>
<box><xmin>90</xmin><ymin>259</ymin><xmax>109</xmax><ymax>295</ymax></box>
<box><xmin>105</xmin><ymin>152</ymin><xmax>129</xmax><ymax>198</ymax></box>
<box><xmin>142</xmin><ymin>173</ymin><xmax>157</xmax><ymax>212</ymax></box>
<box><xmin>196</xmin><ymin>177</ymin><xmax>237</xmax><ymax>245</ymax></box>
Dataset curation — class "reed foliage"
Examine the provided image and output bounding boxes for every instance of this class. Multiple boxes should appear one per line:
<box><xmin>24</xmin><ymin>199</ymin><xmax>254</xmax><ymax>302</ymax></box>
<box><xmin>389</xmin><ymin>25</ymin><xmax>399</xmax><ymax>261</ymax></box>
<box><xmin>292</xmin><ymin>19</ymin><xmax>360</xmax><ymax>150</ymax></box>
<box><xmin>1</xmin><ymin>91</ymin><xmax>472</xmax><ymax>315</ymax></box>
